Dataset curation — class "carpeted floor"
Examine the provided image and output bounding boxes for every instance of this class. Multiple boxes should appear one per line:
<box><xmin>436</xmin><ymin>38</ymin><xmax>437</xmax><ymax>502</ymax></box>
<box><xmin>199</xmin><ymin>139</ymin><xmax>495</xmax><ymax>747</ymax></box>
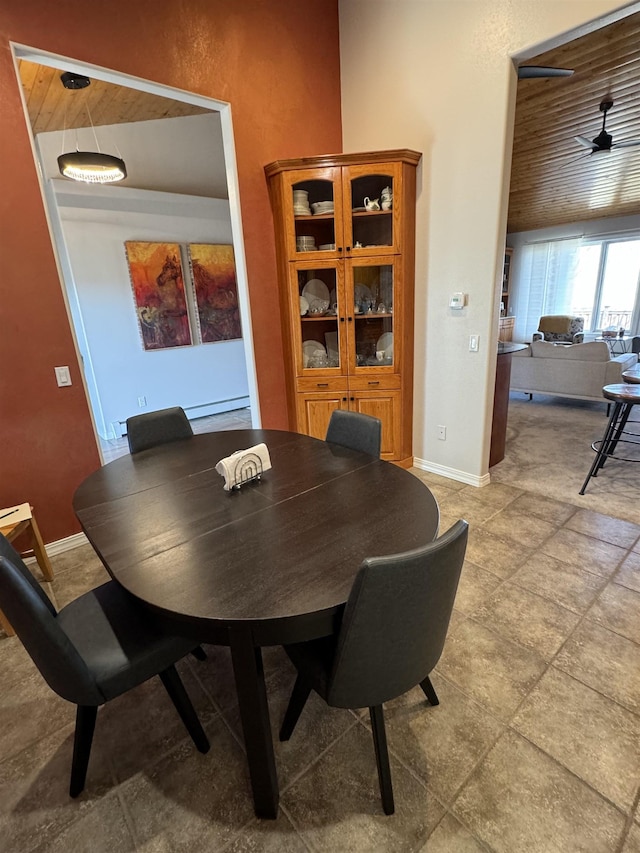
<box><xmin>490</xmin><ymin>393</ymin><xmax>640</xmax><ymax>526</ymax></box>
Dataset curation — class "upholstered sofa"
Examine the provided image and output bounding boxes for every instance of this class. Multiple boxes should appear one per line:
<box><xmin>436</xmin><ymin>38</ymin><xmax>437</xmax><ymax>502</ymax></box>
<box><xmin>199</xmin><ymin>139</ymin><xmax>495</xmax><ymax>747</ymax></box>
<box><xmin>510</xmin><ymin>340</ymin><xmax>637</xmax><ymax>403</ymax></box>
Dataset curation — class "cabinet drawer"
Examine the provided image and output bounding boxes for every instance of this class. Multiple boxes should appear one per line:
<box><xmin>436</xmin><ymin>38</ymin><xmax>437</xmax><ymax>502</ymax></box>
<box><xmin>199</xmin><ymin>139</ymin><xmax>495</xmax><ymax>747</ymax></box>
<box><xmin>296</xmin><ymin>376</ymin><xmax>347</xmax><ymax>393</ymax></box>
<box><xmin>348</xmin><ymin>374</ymin><xmax>401</xmax><ymax>391</ymax></box>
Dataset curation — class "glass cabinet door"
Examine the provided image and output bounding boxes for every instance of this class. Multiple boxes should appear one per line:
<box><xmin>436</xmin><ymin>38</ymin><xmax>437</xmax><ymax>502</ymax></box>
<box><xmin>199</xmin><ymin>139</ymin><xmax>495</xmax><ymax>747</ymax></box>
<box><xmin>290</xmin><ymin>262</ymin><xmax>345</xmax><ymax>374</ymax></box>
<box><xmin>343</xmin><ymin>163</ymin><xmax>402</xmax><ymax>256</ymax></box>
<box><xmin>346</xmin><ymin>258</ymin><xmax>396</xmax><ymax>371</ymax></box>
<box><xmin>283</xmin><ymin>168</ymin><xmax>344</xmax><ymax>260</ymax></box>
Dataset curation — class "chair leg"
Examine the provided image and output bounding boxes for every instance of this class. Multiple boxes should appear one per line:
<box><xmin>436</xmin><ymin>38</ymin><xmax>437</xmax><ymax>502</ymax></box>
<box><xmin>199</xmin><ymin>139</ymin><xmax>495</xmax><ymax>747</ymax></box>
<box><xmin>70</xmin><ymin>705</ymin><xmax>98</xmax><ymax>798</ymax></box>
<box><xmin>28</xmin><ymin>514</ymin><xmax>55</xmax><ymax>581</ymax></box>
<box><xmin>369</xmin><ymin>705</ymin><xmax>394</xmax><ymax>815</ymax></box>
<box><xmin>0</xmin><ymin>608</ymin><xmax>15</xmax><ymax>637</ymax></box>
<box><xmin>420</xmin><ymin>675</ymin><xmax>439</xmax><ymax>706</ymax></box>
<box><xmin>159</xmin><ymin>664</ymin><xmax>210</xmax><ymax>754</ymax></box>
<box><xmin>279</xmin><ymin>675</ymin><xmax>311</xmax><ymax>741</ymax></box>
<box><xmin>190</xmin><ymin>645</ymin><xmax>207</xmax><ymax>662</ymax></box>
<box><xmin>580</xmin><ymin>401</ymin><xmax>622</xmax><ymax>494</ymax></box>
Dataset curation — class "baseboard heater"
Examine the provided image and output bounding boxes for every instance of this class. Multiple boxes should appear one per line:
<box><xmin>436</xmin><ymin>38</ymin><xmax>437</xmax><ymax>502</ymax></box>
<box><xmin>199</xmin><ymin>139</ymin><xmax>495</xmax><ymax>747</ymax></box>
<box><xmin>110</xmin><ymin>395</ymin><xmax>250</xmax><ymax>439</ymax></box>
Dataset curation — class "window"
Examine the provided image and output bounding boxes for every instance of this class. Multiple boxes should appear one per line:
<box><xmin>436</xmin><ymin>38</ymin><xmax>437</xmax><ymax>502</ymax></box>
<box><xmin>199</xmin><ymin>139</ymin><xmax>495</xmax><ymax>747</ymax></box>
<box><xmin>516</xmin><ymin>236</ymin><xmax>640</xmax><ymax>341</ymax></box>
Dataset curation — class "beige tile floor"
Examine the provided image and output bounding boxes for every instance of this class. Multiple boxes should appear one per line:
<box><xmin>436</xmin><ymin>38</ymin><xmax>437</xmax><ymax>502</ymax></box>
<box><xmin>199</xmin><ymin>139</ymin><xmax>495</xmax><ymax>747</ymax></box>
<box><xmin>1</xmin><ymin>424</ymin><xmax>640</xmax><ymax>851</ymax></box>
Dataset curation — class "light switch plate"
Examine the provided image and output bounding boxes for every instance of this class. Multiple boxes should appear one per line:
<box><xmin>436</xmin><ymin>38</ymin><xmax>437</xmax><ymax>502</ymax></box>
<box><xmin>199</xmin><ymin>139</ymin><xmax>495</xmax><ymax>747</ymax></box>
<box><xmin>54</xmin><ymin>366</ymin><xmax>72</xmax><ymax>387</ymax></box>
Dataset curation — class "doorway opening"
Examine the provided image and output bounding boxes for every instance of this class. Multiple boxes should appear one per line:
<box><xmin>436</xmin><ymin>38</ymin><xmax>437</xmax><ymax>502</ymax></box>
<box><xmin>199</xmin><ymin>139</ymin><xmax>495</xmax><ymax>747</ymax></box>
<box><xmin>12</xmin><ymin>43</ymin><xmax>260</xmax><ymax>462</ymax></box>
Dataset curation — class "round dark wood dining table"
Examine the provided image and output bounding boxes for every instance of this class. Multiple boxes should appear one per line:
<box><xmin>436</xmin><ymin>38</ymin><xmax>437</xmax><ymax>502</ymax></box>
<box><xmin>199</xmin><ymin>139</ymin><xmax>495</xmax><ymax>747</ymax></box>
<box><xmin>73</xmin><ymin>429</ymin><xmax>439</xmax><ymax>818</ymax></box>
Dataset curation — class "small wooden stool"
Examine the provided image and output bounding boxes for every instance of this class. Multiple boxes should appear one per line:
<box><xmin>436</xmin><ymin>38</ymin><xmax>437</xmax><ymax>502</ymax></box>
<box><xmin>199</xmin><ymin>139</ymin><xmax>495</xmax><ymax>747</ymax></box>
<box><xmin>0</xmin><ymin>505</ymin><xmax>54</xmax><ymax>637</ymax></box>
<box><xmin>580</xmin><ymin>384</ymin><xmax>640</xmax><ymax>494</ymax></box>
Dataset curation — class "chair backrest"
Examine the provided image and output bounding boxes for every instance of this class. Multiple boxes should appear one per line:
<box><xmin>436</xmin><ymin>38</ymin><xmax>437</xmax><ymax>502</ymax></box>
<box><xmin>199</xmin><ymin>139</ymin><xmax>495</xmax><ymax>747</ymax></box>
<box><xmin>325</xmin><ymin>410</ymin><xmax>382</xmax><ymax>458</ymax></box>
<box><xmin>326</xmin><ymin>519</ymin><xmax>468</xmax><ymax>709</ymax></box>
<box><xmin>538</xmin><ymin>315</ymin><xmax>584</xmax><ymax>343</ymax></box>
<box><xmin>631</xmin><ymin>336</ymin><xmax>640</xmax><ymax>355</ymax></box>
<box><xmin>126</xmin><ymin>406</ymin><xmax>193</xmax><ymax>454</ymax></box>
<box><xmin>0</xmin><ymin>535</ymin><xmax>103</xmax><ymax>706</ymax></box>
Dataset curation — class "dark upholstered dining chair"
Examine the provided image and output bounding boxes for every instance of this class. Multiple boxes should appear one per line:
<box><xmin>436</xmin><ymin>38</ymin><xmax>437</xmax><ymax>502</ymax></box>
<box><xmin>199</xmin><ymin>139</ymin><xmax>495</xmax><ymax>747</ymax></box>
<box><xmin>0</xmin><ymin>534</ymin><xmax>209</xmax><ymax>797</ymax></box>
<box><xmin>279</xmin><ymin>519</ymin><xmax>469</xmax><ymax>815</ymax></box>
<box><xmin>325</xmin><ymin>410</ymin><xmax>382</xmax><ymax>458</ymax></box>
<box><xmin>126</xmin><ymin>406</ymin><xmax>193</xmax><ymax>454</ymax></box>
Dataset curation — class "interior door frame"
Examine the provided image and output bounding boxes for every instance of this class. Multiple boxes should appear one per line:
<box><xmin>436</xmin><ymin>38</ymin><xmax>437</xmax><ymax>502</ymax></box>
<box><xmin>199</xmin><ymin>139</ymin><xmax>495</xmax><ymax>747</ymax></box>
<box><xmin>10</xmin><ymin>41</ymin><xmax>262</xmax><ymax>453</ymax></box>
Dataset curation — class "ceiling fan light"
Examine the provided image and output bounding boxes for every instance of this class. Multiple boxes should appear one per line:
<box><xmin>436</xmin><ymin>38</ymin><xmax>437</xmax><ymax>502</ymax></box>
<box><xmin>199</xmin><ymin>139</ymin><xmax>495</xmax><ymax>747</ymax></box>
<box><xmin>58</xmin><ymin>151</ymin><xmax>127</xmax><ymax>183</ymax></box>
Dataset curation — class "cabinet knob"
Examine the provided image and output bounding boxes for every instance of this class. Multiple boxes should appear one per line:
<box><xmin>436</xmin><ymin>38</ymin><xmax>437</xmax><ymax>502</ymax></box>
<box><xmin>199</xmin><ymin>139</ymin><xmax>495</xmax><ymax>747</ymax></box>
<box><xmin>340</xmin><ymin>317</ymin><xmax>345</xmax><ymax>322</ymax></box>
<box><xmin>346</xmin><ymin>246</ymin><xmax>351</xmax><ymax>252</ymax></box>
<box><xmin>347</xmin><ymin>316</ymin><xmax>353</xmax><ymax>323</ymax></box>
<box><xmin>350</xmin><ymin>396</ymin><xmax>355</xmax><ymax>402</ymax></box>
<box><xmin>338</xmin><ymin>247</ymin><xmax>343</xmax><ymax>253</ymax></box>
<box><xmin>342</xmin><ymin>397</ymin><xmax>347</xmax><ymax>402</ymax></box>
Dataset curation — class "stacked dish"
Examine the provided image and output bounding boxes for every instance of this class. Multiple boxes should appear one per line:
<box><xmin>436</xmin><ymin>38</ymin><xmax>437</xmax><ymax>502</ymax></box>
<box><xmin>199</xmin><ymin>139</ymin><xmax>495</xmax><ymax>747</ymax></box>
<box><xmin>318</xmin><ymin>243</ymin><xmax>336</xmax><ymax>251</ymax></box>
<box><xmin>293</xmin><ymin>189</ymin><xmax>311</xmax><ymax>215</ymax></box>
<box><xmin>311</xmin><ymin>201</ymin><xmax>334</xmax><ymax>215</ymax></box>
<box><xmin>296</xmin><ymin>236</ymin><xmax>316</xmax><ymax>251</ymax></box>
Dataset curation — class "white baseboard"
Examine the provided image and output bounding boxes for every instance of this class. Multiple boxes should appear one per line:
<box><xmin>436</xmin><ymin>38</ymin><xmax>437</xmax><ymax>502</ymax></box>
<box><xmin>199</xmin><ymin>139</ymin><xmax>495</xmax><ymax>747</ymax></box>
<box><xmin>22</xmin><ymin>530</ymin><xmax>88</xmax><ymax>569</ymax></box>
<box><xmin>413</xmin><ymin>457</ymin><xmax>491</xmax><ymax>488</ymax></box>
<box><xmin>45</xmin><ymin>531</ymin><xmax>89</xmax><ymax>557</ymax></box>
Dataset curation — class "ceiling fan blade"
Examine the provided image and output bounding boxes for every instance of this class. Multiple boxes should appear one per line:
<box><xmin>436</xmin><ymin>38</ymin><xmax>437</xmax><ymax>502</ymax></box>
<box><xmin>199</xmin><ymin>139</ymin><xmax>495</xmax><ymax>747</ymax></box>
<box><xmin>517</xmin><ymin>65</ymin><xmax>574</xmax><ymax>79</ymax></box>
<box><xmin>546</xmin><ymin>151</ymin><xmax>592</xmax><ymax>175</ymax></box>
<box><xmin>575</xmin><ymin>135</ymin><xmax>598</xmax><ymax>150</ymax></box>
<box><xmin>613</xmin><ymin>139</ymin><xmax>640</xmax><ymax>148</ymax></box>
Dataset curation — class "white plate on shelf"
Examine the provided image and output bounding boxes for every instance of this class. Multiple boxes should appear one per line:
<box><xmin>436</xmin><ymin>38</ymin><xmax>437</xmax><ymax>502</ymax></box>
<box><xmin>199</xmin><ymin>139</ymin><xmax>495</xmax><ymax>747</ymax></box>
<box><xmin>376</xmin><ymin>332</ymin><xmax>394</xmax><ymax>358</ymax></box>
<box><xmin>302</xmin><ymin>279</ymin><xmax>330</xmax><ymax>311</ymax></box>
<box><xmin>303</xmin><ymin>340</ymin><xmax>326</xmax><ymax>367</ymax></box>
<box><xmin>299</xmin><ymin>296</ymin><xmax>309</xmax><ymax>316</ymax></box>
<box><xmin>354</xmin><ymin>284</ymin><xmax>373</xmax><ymax>305</ymax></box>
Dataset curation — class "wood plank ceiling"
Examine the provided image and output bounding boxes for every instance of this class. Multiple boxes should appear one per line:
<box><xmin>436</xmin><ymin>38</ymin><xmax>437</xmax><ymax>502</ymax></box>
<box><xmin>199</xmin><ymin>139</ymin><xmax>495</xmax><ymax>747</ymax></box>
<box><xmin>509</xmin><ymin>12</ymin><xmax>640</xmax><ymax>234</ymax></box>
<box><xmin>17</xmin><ymin>60</ymin><xmax>211</xmax><ymax>134</ymax></box>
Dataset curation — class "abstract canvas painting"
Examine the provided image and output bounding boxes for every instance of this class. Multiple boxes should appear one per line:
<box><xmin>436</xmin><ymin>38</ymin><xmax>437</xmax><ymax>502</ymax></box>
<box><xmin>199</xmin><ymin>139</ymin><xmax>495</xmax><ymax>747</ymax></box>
<box><xmin>125</xmin><ymin>241</ymin><xmax>192</xmax><ymax>350</ymax></box>
<box><xmin>187</xmin><ymin>243</ymin><xmax>242</xmax><ymax>343</ymax></box>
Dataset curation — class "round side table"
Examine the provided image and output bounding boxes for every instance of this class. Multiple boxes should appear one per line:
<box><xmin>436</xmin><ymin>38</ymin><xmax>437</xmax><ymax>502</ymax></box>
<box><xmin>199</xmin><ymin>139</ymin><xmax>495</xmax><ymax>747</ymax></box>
<box><xmin>579</xmin><ymin>383</ymin><xmax>640</xmax><ymax>494</ymax></box>
<box><xmin>622</xmin><ymin>365</ymin><xmax>640</xmax><ymax>384</ymax></box>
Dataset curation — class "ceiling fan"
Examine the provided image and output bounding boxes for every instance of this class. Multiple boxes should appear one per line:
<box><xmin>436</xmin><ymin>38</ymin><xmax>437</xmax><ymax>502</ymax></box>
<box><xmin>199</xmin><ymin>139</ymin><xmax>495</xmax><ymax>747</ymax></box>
<box><xmin>517</xmin><ymin>66</ymin><xmax>574</xmax><ymax>79</ymax></box>
<box><xmin>575</xmin><ymin>98</ymin><xmax>640</xmax><ymax>154</ymax></box>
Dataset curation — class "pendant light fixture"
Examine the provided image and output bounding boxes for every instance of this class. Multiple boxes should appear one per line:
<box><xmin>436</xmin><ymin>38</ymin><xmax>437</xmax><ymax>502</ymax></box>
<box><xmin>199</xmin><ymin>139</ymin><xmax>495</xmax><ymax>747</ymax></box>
<box><xmin>57</xmin><ymin>72</ymin><xmax>127</xmax><ymax>184</ymax></box>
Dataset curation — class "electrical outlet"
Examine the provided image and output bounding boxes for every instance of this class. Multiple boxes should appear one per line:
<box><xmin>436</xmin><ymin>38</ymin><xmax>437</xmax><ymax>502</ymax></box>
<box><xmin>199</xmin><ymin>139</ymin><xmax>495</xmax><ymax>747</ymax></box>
<box><xmin>138</xmin><ymin>396</ymin><xmax>147</xmax><ymax>407</ymax></box>
<box><xmin>438</xmin><ymin>425</ymin><xmax>446</xmax><ymax>440</ymax></box>
<box><xmin>469</xmin><ymin>335</ymin><xmax>479</xmax><ymax>352</ymax></box>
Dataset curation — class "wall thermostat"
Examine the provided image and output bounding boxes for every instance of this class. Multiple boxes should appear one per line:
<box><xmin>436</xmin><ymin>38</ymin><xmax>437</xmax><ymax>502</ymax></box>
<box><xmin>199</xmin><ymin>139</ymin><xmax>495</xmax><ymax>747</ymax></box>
<box><xmin>449</xmin><ymin>292</ymin><xmax>466</xmax><ymax>309</ymax></box>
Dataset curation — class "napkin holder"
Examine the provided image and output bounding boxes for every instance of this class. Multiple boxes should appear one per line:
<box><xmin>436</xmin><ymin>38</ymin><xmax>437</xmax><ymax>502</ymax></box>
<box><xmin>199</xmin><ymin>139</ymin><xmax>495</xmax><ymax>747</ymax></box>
<box><xmin>215</xmin><ymin>443</ymin><xmax>271</xmax><ymax>491</ymax></box>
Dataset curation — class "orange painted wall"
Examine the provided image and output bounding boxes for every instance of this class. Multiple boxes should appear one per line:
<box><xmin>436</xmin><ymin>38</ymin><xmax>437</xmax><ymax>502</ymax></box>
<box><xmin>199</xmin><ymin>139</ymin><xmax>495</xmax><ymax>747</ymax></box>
<box><xmin>0</xmin><ymin>0</ymin><xmax>342</xmax><ymax>542</ymax></box>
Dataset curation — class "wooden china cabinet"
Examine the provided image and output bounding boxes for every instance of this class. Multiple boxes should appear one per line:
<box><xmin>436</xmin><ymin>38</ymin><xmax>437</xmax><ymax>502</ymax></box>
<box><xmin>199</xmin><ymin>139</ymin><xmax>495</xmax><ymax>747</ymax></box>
<box><xmin>265</xmin><ymin>149</ymin><xmax>421</xmax><ymax>466</ymax></box>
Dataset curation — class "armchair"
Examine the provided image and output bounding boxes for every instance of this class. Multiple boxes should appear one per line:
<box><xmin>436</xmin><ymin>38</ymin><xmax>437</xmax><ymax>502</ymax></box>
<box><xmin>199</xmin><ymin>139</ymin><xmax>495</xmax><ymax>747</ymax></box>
<box><xmin>532</xmin><ymin>315</ymin><xmax>584</xmax><ymax>345</ymax></box>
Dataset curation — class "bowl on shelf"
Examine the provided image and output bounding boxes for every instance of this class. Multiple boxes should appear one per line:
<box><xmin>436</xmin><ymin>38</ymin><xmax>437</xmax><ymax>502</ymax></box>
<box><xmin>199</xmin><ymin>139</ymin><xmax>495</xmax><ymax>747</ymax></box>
<box><xmin>311</xmin><ymin>201</ymin><xmax>334</xmax><ymax>214</ymax></box>
<box><xmin>318</xmin><ymin>243</ymin><xmax>336</xmax><ymax>251</ymax></box>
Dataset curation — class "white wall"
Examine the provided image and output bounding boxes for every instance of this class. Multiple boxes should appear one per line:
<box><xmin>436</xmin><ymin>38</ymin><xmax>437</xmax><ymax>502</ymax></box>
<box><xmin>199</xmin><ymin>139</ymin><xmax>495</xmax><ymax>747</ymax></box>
<box><xmin>339</xmin><ymin>0</ymin><xmax>636</xmax><ymax>484</ymax></box>
<box><xmin>53</xmin><ymin>181</ymin><xmax>249</xmax><ymax>439</ymax></box>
